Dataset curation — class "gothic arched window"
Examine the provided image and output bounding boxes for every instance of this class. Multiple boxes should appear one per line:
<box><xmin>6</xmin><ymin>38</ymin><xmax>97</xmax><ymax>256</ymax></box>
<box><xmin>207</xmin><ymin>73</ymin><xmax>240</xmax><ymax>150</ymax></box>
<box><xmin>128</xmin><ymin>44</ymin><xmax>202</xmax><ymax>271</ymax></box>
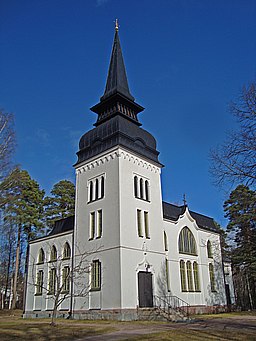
<box><xmin>38</xmin><ymin>248</ymin><xmax>45</xmax><ymax>264</ymax></box>
<box><xmin>140</xmin><ymin>178</ymin><xmax>144</xmax><ymax>199</ymax></box>
<box><xmin>50</xmin><ymin>245</ymin><xmax>57</xmax><ymax>262</ymax></box>
<box><xmin>63</xmin><ymin>242</ymin><xmax>71</xmax><ymax>259</ymax></box>
<box><xmin>89</xmin><ymin>181</ymin><xmax>93</xmax><ymax>202</ymax></box>
<box><xmin>178</xmin><ymin>227</ymin><xmax>197</xmax><ymax>255</ymax></box>
<box><xmin>101</xmin><ymin>176</ymin><xmax>105</xmax><ymax>198</ymax></box>
<box><xmin>207</xmin><ymin>240</ymin><xmax>213</xmax><ymax>258</ymax></box>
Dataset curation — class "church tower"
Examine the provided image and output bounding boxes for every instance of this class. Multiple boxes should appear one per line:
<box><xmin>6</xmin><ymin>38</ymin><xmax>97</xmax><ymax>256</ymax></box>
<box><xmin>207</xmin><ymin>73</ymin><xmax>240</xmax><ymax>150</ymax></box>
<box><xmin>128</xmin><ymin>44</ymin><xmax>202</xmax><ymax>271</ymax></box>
<box><xmin>73</xmin><ymin>22</ymin><xmax>166</xmax><ymax>316</ymax></box>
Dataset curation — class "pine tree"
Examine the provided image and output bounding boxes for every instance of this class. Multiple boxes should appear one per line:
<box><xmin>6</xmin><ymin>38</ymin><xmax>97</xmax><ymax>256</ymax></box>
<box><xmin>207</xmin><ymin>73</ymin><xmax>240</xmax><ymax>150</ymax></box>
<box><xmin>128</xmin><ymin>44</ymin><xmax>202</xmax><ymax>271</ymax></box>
<box><xmin>224</xmin><ymin>184</ymin><xmax>256</xmax><ymax>308</ymax></box>
<box><xmin>0</xmin><ymin>167</ymin><xmax>45</xmax><ymax>309</ymax></box>
<box><xmin>44</xmin><ymin>180</ymin><xmax>75</xmax><ymax>228</ymax></box>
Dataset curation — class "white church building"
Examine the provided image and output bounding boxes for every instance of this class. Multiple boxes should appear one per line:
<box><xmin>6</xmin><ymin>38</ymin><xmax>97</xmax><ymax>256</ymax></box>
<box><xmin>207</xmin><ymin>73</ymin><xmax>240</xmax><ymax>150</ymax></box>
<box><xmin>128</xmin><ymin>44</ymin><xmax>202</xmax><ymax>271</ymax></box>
<box><xmin>24</xmin><ymin>25</ymin><xmax>235</xmax><ymax>321</ymax></box>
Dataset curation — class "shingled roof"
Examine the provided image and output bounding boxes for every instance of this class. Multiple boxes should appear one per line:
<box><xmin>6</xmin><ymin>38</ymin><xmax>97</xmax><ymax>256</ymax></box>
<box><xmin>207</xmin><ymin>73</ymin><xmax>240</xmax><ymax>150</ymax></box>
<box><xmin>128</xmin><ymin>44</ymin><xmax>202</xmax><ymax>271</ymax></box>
<box><xmin>48</xmin><ymin>215</ymin><xmax>75</xmax><ymax>236</ymax></box>
<box><xmin>162</xmin><ymin>201</ymin><xmax>217</xmax><ymax>232</ymax></box>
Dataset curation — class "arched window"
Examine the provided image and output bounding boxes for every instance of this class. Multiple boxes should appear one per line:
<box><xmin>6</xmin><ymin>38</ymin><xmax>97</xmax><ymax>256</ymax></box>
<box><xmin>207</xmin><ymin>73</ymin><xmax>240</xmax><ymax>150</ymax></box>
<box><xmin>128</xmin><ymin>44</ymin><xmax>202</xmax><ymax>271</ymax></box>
<box><xmin>89</xmin><ymin>181</ymin><xmax>93</xmax><ymax>202</ymax></box>
<box><xmin>164</xmin><ymin>231</ymin><xmax>168</xmax><ymax>251</ymax></box>
<box><xmin>101</xmin><ymin>176</ymin><xmax>105</xmax><ymax>198</ymax></box>
<box><xmin>186</xmin><ymin>261</ymin><xmax>194</xmax><ymax>291</ymax></box>
<box><xmin>145</xmin><ymin>180</ymin><xmax>150</xmax><ymax>201</ymax></box>
<box><xmin>209</xmin><ymin>263</ymin><xmax>216</xmax><ymax>292</ymax></box>
<box><xmin>207</xmin><ymin>240</ymin><xmax>213</xmax><ymax>258</ymax></box>
<box><xmin>178</xmin><ymin>227</ymin><xmax>197</xmax><ymax>255</ymax></box>
<box><xmin>38</xmin><ymin>248</ymin><xmax>45</xmax><ymax>264</ymax></box>
<box><xmin>50</xmin><ymin>245</ymin><xmax>57</xmax><ymax>262</ymax></box>
<box><xmin>134</xmin><ymin>176</ymin><xmax>138</xmax><ymax>198</ymax></box>
<box><xmin>140</xmin><ymin>178</ymin><xmax>144</xmax><ymax>199</ymax></box>
<box><xmin>95</xmin><ymin>178</ymin><xmax>99</xmax><ymax>200</ymax></box>
<box><xmin>193</xmin><ymin>262</ymin><xmax>200</xmax><ymax>291</ymax></box>
<box><xmin>180</xmin><ymin>260</ymin><xmax>187</xmax><ymax>292</ymax></box>
<box><xmin>63</xmin><ymin>242</ymin><xmax>71</xmax><ymax>259</ymax></box>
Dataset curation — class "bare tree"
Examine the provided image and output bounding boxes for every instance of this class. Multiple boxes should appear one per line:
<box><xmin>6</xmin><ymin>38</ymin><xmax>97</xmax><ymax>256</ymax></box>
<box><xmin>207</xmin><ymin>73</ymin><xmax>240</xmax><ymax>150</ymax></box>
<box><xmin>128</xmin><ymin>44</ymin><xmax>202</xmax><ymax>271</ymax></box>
<box><xmin>210</xmin><ymin>82</ymin><xmax>256</xmax><ymax>188</ymax></box>
<box><xmin>0</xmin><ymin>110</ymin><xmax>15</xmax><ymax>180</ymax></box>
<box><xmin>30</xmin><ymin>244</ymin><xmax>97</xmax><ymax>325</ymax></box>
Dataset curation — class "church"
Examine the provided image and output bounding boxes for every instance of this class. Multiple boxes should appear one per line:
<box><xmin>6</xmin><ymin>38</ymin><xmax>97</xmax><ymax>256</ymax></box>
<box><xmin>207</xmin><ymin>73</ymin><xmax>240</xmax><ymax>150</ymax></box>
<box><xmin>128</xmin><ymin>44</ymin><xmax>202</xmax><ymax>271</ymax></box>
<box><xmin>24</xmin><ymin>23</ymin><xmax>235</xmax><ymax>321</ymax></box>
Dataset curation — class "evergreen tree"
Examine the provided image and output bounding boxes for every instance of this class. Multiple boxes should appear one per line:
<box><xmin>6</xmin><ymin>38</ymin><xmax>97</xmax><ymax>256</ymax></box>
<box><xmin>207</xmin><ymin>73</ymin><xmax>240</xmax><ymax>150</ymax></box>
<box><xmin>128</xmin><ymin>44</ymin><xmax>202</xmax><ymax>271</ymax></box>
<box><xmin>224</xmin><ymin>184</ymin><xmax>256</xmax><ymax>308</ymax></box>
<box><xmin>0</xmin><ymin>167</ymin><xmax>45</xmax><ymax>309</ymax></box>
<box><xmin>44</xmin><ymin>180</ymin><xmax>75</xmax><ymax>228</ymax></box>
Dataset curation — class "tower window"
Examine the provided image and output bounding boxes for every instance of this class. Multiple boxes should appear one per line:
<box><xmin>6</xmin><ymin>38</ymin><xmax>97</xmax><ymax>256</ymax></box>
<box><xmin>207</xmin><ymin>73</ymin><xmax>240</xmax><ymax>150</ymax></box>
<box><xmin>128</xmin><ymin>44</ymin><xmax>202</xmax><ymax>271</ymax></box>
<box><xmin>144</xmin><ymin>211</ymin><xmax>150</xmax><ymax>239</ymax></box>
<box><xmin>89</xmin><ymin>212</ymin><xmax>96</xmax><ymax>240</ymax></box>
<box><xmin>97</xmin><ymin>210</ymin><xmax>103</xmax><ymax>238</ymax></box>
<box><xmin>88</xmin><ymin>174</ymin><xmax>105</xmax><ymax>203</ymax></box>
<box><xmin>137</xmin><ymin>209</ymin><xmax>143</xmax><ymax>237</ymax></box>
<box><xmin>165</xmin><ymin>258</ymin><xmax>170</xmax><ymax>292</ymax></box>
<box><xmin>133</xmin><ymin>175</ymin><xmax>150</xmax><ymax>202</ymax></box>
<box><xmin>164</xmin><ymin>231</ymin><xmax>168</xmax><ymax>251</ymax></box>
<box><xmin>89</xmin><ymin>210</ymin><xmax>103</xmax><ymax>240</ymax></box>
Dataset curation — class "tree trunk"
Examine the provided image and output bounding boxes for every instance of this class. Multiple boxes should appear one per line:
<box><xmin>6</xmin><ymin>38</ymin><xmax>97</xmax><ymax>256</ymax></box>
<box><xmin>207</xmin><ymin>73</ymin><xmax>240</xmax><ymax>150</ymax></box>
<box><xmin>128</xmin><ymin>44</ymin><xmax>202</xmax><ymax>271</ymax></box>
<box><xmin>4</xmin><ymin>234</ymin><xmax>12</xmax><ymax>308</ymax></box>
<box><xmin>11</xmin><ymin>224</ymin><xmax>21</xmax><ymax>310</ymax></box>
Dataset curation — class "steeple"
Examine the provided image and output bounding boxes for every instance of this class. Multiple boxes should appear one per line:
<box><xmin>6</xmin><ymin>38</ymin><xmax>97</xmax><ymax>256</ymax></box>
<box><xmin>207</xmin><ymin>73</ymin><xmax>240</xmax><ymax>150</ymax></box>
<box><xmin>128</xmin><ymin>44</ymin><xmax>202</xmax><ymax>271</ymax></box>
<box><xmin>91</xmin><ymin>22</ymin><xmax>144</xmax><ymax>126</ymax></box>
<box><xmin>100</xmin><ymin>20</ymin><xmax>134</xmax><ymax>102</ymax></box>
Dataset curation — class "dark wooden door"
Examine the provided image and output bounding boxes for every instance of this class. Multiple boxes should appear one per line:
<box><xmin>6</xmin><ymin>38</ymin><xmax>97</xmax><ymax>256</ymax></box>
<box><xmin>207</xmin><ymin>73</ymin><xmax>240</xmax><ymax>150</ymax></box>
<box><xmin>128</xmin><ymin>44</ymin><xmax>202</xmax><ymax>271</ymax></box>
<box><xmin>138</xmin><ymin>271</ymin><xmax>153</xmax><ymax>308</ymax></box>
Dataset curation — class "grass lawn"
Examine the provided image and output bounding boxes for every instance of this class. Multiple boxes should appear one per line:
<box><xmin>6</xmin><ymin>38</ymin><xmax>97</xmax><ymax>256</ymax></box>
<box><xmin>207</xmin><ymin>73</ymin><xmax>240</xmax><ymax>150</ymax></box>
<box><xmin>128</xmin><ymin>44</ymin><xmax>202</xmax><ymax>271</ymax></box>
<box><xmin>1</xmin><ymin>310</ymin><xmax>256</xmax><ymax>341</ymax></box>
<box><xmin>0</xmin><ymin>310</ymin><xmax>115</xmax><ymax>341</ymax></box>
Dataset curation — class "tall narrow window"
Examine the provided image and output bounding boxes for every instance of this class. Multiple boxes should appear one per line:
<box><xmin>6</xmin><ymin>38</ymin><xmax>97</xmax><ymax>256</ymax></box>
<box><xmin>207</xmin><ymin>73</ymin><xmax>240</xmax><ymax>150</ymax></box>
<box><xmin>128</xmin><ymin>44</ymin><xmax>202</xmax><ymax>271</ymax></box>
<box><xmin>207</xmin><ymin>240</ymin><xmax>213</xmax><ymax>258</ymax></box>
<box><xmin>89</xmin><ymin>212</ymin><xmax>95</xmax><ymax>240</ymax></box>
<box><xmin>62</xmin><ymin>267</ymin><xmax>70</xmax><ymax>293</ymax></box>
<box><xmin>36</xmin><ymin>270</ymin><xmax>43</xmax><ymax>295</ymax></box>
<box><xmin>137</xmin><ymin>209</ymin><xmax>143</xmax><ymax>237</ymax></box>
<box><xmin>95</xmin><ymin>178</ymin><xmax>99</xmax><ymax>200</ymax></box>
<box><xmin>134</xmin><ymin>176</ymin><xmax>138</xmax><ymax>198</ymax></box>
<box><xmin>89</xmin><ymin>181</ymin><xmax>93</xmax><ymax>202</ymax></box>
<box><xmin>186</xmin><ymin>261</ymin><xmax>194</xmax><ymax>291</ymax></box>
<box><xmin>145</xmin><ymin>180</ymin><xmax>150</xmax><ymax>201</ymax></box>
<box><xmin>97</xmin><ymin>209</ymin><xmax>103</xmax><ymax>238</ymax></box>
<box><xmin>193</xmin><ymin>262</ymin><xmax>200</xmax><ymax>292</ymax></box>
<box><xmin>144</xmin><ymin>211</ymin><xmax>150</xmax><ymax>239</ymax></box>
<box><xmin>165</xmin><ymin>258</ymin><xmax>170</xmax><ymax>292</ymax></box>
<box><xmin>178</xmin><ymin>227</ymin><xmax>197</xmax><ymax>255</ymax></box>
<box><xmin>50</xmin><ymin>245</ymin><xmax>57</xmax><ymax>262</ymax></box>
<box><xmin>63</xmin><ymin>242</ymin><xmax>71</xmax><ymax>259</ymax></box>
<box><xmin>101</xmin><ymin>176</ymin><xmax>105</xmax><ymax>198</ymax></box>
<box><xmin>180</xmin><ymin>260</ymin><xmax>187</xmax><ymax>292</ymax></box>
<box><xmin>140</xmin><ymin>178</ymin><xmax>144</xmax><ymax>199</ymax></box>
<box><xmin>164</xmin><ymin>231</ymin><xmax>168</xmax><ymax>251</ymax></box>
<box><xmin>48</xmin><ymin>268</ymin><xmax>56</xmax><ymax>294</ymax></box>
<box><xmin>91</xmin><ymin>260</ymin><xmax>101</xmax><ymax>290</ymax></box>
<box><xmin>38</xmin><ymin>248</ymin><xmax>45</xmax><ymax>264</ymax></box>
<box><xmin>209</xmin><ymin>263</ymin><xmax>216</xmax><ymax>292</ymax></box>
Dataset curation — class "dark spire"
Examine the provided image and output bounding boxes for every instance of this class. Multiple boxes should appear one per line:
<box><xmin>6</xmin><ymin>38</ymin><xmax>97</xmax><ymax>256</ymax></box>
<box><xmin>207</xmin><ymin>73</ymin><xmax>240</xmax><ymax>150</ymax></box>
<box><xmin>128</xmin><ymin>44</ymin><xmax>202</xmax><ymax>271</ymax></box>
<box><xmin>100</xmin><ymin>20</ymin><xmax>134</xmax><ymax>102</ymax></box>
<box><xmin>91</xmin><ymin>21</ymin><xmax>144</xmax><ymax>126</ymax></box>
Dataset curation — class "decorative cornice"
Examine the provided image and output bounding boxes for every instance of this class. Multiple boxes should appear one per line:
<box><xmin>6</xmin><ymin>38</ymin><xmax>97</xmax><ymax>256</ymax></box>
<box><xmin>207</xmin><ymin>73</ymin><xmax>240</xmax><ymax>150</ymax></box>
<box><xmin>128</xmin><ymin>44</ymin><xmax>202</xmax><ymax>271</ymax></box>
<box><xmin>76</xmin><ymin>148</ymin><xmax>161</xmax><ymax>175</ymax></box>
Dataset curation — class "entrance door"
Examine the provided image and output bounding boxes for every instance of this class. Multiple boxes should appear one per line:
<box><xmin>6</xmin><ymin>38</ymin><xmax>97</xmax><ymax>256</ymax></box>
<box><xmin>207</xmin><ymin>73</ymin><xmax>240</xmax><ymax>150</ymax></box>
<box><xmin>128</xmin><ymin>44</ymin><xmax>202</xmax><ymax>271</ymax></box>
<box><xmin>138</xmin><ymin>271</ymin><xmax>153</xmax><ymax>308</ymax></box>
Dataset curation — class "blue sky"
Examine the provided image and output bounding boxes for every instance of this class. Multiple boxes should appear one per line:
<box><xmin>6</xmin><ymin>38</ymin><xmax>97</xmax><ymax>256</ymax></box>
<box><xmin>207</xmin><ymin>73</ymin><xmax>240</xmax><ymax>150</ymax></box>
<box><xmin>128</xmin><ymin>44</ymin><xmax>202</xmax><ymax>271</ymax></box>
<box><xmin>0</xmin><ymin>0</ymin><xmax>255</xmax><ymax>226</ymax></box>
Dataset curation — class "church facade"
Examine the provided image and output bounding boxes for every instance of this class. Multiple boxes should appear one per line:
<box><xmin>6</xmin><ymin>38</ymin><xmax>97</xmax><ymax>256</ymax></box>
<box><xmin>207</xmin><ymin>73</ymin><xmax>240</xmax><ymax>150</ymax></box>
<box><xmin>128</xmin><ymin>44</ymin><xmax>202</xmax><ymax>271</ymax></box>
<box><xmin>24</xmin><ymin>26</ymin><xmax>234</xmax><ymax>320</ymax></box>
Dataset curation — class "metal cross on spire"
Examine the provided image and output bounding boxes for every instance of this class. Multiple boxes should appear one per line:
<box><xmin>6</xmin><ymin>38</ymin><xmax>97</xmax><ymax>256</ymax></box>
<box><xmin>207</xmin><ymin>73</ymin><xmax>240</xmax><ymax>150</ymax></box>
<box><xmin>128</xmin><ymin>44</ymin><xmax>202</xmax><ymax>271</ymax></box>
<box><xmin>183</xmin><ymin>193</ymin><xmax>187</xmax><ymax>206</ymax></box>
<box><xmin>115</xmin><ymin>18</ymin><xmax>119</xmax><ymax>32</ymax></box>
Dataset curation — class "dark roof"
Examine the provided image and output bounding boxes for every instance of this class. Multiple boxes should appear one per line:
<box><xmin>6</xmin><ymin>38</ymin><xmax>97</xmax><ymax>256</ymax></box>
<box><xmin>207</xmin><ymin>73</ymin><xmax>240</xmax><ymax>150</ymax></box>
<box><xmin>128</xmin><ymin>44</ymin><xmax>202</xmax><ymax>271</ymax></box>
<box><xmin>48</xmin><ymin>215</ymin><xmax>75</xmax><ymax>236</ymax></box>
<box><xmin>162</xmin><ymin>201</ymin><xmax>217</xmax><ymax>232</ymax></box>
<box><xmin>76</xmin><ymin>28</ymin><xmax>161</xmax><ymax>166</ymax></box>
<box><xmin>100</xmin><ymin>29</ymin><xmax>134</xmax><ymax>102</ymax></box>
<box><xmin>77</xmin><ymin>115</ymin><xmax>160</xmax><ymax>165</ymax></box>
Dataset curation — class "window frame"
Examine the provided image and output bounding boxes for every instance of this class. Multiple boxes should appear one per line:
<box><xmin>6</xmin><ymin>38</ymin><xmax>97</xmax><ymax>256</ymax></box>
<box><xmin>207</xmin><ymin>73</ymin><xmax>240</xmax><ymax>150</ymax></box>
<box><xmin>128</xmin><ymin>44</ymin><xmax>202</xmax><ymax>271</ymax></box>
<box><xmin>91</xmin><ymin>260</ymin><xmax>101</xmax><ymax>291</ymax></box>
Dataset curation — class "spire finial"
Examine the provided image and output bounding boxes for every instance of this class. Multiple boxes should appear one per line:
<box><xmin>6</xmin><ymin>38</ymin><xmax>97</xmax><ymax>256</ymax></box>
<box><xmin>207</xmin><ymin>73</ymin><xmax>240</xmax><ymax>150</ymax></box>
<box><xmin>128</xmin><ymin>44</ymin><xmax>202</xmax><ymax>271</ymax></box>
<box><xmin>183</xmin><ymin>193</ymin><xmax>187</xmax><ymax>206</ymax></box>
<box><xmin>115</xmin><ymin>18</ymin><xmax>119</xmax><ymax>32</ymax></box>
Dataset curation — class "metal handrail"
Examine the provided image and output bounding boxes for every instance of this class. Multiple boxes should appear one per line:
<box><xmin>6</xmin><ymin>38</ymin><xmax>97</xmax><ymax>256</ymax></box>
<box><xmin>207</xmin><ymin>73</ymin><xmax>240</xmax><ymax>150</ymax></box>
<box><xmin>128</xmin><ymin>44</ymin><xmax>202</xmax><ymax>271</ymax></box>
<box><xmin>154</xmin><ymin>294</ymin><xmax>190</xmax><ymax>318</ymax></box>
